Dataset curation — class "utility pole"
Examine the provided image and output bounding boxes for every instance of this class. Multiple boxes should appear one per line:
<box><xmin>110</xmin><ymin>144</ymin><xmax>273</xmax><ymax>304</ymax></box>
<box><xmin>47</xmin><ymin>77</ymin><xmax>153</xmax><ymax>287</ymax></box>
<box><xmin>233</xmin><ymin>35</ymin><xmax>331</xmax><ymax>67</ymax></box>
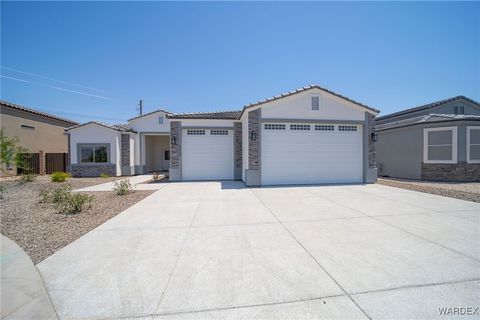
<box><xmin>138</xmin><ymin>100</ymin><xmax>143</xmax><ymax>116</ymax></box>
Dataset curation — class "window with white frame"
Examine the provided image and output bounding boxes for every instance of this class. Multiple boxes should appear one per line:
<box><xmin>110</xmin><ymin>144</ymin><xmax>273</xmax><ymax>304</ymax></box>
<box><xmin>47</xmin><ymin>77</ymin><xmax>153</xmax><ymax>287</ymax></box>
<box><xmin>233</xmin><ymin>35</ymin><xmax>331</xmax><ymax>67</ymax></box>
<box><xmin>423</xmin><ymin>127</ymin><xmax>457</xmax><ymax>163</ymax></box>
<box><xmin>79</xmin><ymin>144</ymin><xmax>108</xmax><ymax>163</ymax></box>
<box><xmin>467</xmin><ymin>126</ymin><xmax>480</xmax><ymax>163</ymax></box>
<box><xmin>311</xmin><ymin>96</ymin><xmax>320</xmax><ymax>111</ymax></box>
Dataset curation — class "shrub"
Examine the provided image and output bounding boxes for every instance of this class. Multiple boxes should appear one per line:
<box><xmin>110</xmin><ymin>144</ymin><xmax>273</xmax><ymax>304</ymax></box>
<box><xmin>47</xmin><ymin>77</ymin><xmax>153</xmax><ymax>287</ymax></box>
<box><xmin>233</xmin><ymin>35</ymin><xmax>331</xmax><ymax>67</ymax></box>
<box><xmin>51</xmin><ymin>171</ymin><xmax>70</xmax><ymax>182</ymax></box>
<box><xmin>19</xmin><ymin>173</ymin><xmax>36</xmax><ymax>183</ymax></box>
<box><xmin>152</xmin><ymin>172</ymin><xmax>161</xmax><ymax>181</ymax></box>
<box><xmin>113</xmin><ymin>180</ymin><xmax>134</xmax><ymax>195</ymax></box>
<box><xmin>54</xmin><ymin>193</ymin><xmax>94</xmax><ymax>214</ymax></box>
<box><xmin>39</xmin><ymin>185</ymin><xmax>72</xmax><ymax>204</ymax></box>
<box><xmin>100</xmin><ymin>173</ymin><xmax>110</xmax><ymax>178</ymax></box>
<box><xmin>0</xmin><ymin>183</ymin><xmax>6</xmax><ymax>200</ymax></box>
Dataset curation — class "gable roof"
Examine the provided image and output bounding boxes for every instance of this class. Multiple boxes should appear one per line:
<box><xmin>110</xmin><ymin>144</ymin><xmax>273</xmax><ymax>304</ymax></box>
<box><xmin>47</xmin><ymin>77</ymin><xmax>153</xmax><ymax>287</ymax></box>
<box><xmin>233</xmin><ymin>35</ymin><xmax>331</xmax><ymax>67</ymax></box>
<box><xmin>128</xmin><ymin>109</ymin><xmax>171</xmax><ymax>121</ymax></box>
<box><xmin>168</xmin><ymin>110</ymin><xmax>241</xmax><ymax>120</ymax></box>
<box><xmin>0</xmin><ymin>100</ymin><xmax>78</xmax><ymax>126</ymax></box>
<box><xmin>65</xmin><ymin>121</ymin><xmax>136</xmax><ymax>133</ymax></box>
<box><xmin>377</xmin><ymin>96</ymin><xmax>480</xmax><ymax>121</ymax></box>
<box><xmin>239</xmin><ymin>84</ymin><xmax>379</xmax><ymax>118</ymax></box>
<box><xmin>376</xmin><ymin>113</ymin><xmax>480</xmax><ymax>131</ymax></box>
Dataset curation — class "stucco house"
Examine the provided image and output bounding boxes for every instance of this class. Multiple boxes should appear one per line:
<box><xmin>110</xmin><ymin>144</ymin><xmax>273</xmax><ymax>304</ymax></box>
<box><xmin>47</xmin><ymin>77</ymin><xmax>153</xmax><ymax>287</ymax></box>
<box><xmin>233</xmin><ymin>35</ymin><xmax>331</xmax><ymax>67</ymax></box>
<box><xmin>66</xmin><ymin>85</ymin><xmax>379</xmax><ymax>186</ymax></box>
<box><xmin>376</xmin><ymin>96</ymin><xmax>480</xmax><ymax>181</ymax></box>
<box><xmin>1</xmin><ymin>100</ymin><xmax>78</xmax><ymax>175</ymax></box>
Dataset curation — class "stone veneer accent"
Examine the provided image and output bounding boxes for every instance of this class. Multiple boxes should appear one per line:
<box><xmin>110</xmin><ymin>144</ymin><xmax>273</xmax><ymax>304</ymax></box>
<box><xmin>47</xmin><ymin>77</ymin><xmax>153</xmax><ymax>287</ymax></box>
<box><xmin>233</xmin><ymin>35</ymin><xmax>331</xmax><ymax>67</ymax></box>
<box><xmin>234</xmin><ymin>122</ymin><xmax>242</xmax><ymax>172</ymax></box>
<box><xmin>71</xmin><ymin>164</ymin><xmax>116</xmax><ymax>177</ymax></box>
<box><xmin>421</xmin><ymin>162</ymin><xmax>480</xmax><ymax>182</ymax></box>
<box><xmin>367</xmin><ymin>113</ymin><xmax>376</xmax><ymax>168</ymax></box>
<box><xmin>67</xmin><ymin>134</ymin><xmax>71</xmax><ymax>173</ymax></box>
<box><xmin>121</xmin><ymin>134</ymin><xmax>130</xmax><ymax>167</ymax></box>
<box><xmin>248</xmin><ymin>109</ymin><xmax>261</xmax><ymax>170</ymax></box>
<box><xmin>170</xmin><ymin>121</ymin><xmax>181</xmax><ymax>169</ymax></box>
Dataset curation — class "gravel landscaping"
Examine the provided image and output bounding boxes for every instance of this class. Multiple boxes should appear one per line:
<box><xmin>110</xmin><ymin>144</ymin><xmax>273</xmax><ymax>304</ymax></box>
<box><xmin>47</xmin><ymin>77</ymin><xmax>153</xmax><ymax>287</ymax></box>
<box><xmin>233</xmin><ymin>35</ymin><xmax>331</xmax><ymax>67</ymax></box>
<box><xmin>0</xmin><ymin>176</ymin><xmax>155</xmax><ymax>264</ymax></box>
<box><xmin>378</xmin><ymin>177</ymin><xmax>480</xmax><ymax>203</ymax></box>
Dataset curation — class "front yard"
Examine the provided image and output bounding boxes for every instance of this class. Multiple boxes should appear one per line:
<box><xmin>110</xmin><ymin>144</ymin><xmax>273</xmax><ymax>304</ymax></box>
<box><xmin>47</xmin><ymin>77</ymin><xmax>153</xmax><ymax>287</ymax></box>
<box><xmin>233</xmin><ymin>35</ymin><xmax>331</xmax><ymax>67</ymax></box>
<box><xmin>0</xmin><ymin>175</ymin><xmax>155</xmax><ymax>264</ymax></box>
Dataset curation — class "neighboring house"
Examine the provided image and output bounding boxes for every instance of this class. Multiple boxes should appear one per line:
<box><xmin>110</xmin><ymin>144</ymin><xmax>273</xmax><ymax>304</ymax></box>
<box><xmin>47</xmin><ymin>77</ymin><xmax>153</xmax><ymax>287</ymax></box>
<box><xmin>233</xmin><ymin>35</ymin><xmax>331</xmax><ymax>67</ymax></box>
<box><xmin>66</xmin><ymin>85</ymin><xmax>379</xmax><ymax>186</ymax></box>
<box><xmin>0</xmin><ymin>100</ymin><xmax>78</xmax><ymax>175</ymax></box>
<box><xmin>376</xmin><ymin>96</ymin><xmax>480</xmax><ymax>182</ymax></box>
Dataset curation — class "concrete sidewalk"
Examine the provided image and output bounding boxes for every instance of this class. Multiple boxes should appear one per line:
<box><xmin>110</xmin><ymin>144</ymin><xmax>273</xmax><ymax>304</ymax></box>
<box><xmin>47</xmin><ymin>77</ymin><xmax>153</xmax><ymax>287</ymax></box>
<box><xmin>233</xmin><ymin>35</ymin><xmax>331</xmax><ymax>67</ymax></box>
<box><xmin>74</xmin><ymin>174</ymin><xmax>166</xmax><ymax>191</ymax></box>
<box><xmin>1</xmin><ymin>236</ymin><xmax>57</xmax><ymax>320</ymax></box>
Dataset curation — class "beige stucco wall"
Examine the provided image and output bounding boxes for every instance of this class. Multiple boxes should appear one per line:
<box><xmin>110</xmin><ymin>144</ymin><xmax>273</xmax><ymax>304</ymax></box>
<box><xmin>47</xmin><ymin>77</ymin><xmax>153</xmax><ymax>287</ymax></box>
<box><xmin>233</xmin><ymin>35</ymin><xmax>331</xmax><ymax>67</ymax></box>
<box><xmin>0</xmin><ymin>106</ymin><xmax>71</xmax><ymax>153</ymax></box>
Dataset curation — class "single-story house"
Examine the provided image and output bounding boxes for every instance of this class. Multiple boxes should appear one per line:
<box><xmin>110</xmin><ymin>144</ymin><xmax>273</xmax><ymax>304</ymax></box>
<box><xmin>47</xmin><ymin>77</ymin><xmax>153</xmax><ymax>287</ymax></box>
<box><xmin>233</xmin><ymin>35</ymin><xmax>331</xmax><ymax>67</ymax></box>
<box><xmin>1</xmin><ymin>100</ymin><xmax>78</xmax><ymax>175</ymax></box>
<box><xmin>376</xmin><ymin>96</ymin><xmax>480</xmax><ymax>182</ymax></box>
<box><xmin>66</xmin><ymin>85</ymin><xmax>379</xmax><ymax>186</ymax></box>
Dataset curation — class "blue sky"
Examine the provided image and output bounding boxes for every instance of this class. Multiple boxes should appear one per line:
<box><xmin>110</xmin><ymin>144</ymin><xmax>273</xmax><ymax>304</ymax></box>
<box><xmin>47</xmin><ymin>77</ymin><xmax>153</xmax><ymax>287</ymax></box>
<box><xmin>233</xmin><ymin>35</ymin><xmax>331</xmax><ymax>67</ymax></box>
<box><xmin>1</xmin><ymin>1</ymin><xmax>479</xmax><ymax>124</ymax></box>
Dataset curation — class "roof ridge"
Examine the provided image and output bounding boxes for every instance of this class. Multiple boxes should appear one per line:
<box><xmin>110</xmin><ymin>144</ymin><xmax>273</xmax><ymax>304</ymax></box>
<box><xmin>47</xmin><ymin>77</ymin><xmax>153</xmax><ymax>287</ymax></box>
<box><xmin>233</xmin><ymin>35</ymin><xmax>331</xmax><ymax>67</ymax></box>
<box><xmin>0</xmin><ymin>100</ymin><xmax>79</xmax><ymax>125</ymax></box>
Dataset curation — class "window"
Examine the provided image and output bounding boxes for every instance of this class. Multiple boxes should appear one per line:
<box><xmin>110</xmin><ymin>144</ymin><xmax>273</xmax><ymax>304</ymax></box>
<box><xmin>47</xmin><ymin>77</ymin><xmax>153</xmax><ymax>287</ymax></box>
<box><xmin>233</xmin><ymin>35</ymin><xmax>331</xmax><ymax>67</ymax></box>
<box><xmin>79</xmin><ymin>144</ymin><xmax>108</xmax><ymax>163</ymax></box>
<box><xmin>423</xmin><ymin>127</ymin><xmax>457</xmax><ymax>163</ymax></box>
<box><xmin>454</xmin><ymin>106</ymin><xmax>465</xmax><ymax>115</ymax></box>
<box><xmin>210</xmin><ymin>130</ymin><xmax>229</xmax><ymax>135</ymax></box>
<box><xmin>290</xmin><ymin>124</ymin><xmax>310</xmax><ymax>131</ymax></box>
<box><xmin>311</xmin><ymin>96</ymin><xmax>320</xmax><ymax>111</ymax></box>
<box><xmin>467</xmin><ymin>126</ymin><xmax>480</xmax><ymax>163</ymax></box>
<box><xmin>264</xmin><ymin>124</ymin><xmax>286</xmax><ymax>130</ymax></box>
<box><xmin>20</xmin><ymin>124</ymin><xmax>35</xmax><ymax>130</ymax></box>
<box><xmin>186</xmin><ymin>129</ymin><xmax>205</xmax><ymax>135</ymax></box>
<box><xmin>315</xmin><ymin>125</ymin><xmax>335</xmax><ymax>131</ymax></box>
<box><xmin>338</xmin><ymin>125</ymin><xmax>357</xmax><ymax>132</ymax></box>
<box><xmin>158</xmin><ymin>116</ymin><xmax>164</xmax><ymax>124</ymax></box>
<box><xmin>164</xmin><ymin>150</ymin><xmax>170</xmax><ymax>161</ymax></box>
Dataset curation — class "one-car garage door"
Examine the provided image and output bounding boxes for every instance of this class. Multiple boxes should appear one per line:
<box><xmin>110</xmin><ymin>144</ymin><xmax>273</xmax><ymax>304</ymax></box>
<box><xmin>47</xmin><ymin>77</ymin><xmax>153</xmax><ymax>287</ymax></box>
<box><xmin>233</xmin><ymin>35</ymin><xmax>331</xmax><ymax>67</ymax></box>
<box><xmin>182</xmin><ymin>129</ymin><xmax>234</xmax><ymax>180</ymax></box>
<box><xmin>261</xmin><ymin>123</ymin><xmax>363</xmax><ymax>185</ymax></box>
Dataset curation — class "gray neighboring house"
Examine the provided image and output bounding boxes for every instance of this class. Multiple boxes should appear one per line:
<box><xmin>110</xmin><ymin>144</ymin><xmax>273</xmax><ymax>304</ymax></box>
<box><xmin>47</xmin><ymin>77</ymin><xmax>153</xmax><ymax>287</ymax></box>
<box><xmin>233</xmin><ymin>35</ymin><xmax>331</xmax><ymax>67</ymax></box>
<box><xmin>376</xmin><ymin>96</ymin><xmax>480</xmax><ymax>182</ymax></box>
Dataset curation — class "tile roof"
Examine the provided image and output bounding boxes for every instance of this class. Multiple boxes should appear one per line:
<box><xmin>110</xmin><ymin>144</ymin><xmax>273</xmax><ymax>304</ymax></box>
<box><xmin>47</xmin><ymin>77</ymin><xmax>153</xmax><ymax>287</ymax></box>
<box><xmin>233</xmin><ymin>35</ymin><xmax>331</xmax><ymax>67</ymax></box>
<box><xmin>167</xmin><ymin>110</ymin><xmax>242</xmax><ymax>120</ymax></box>
<box><xmin>128</xmin><ymin>109</ymin><xmax>171</xmax><ymax>121</ymax></box>
<box><xmin>376</xmin><ymin>113</ymin><xmax>480</xmax><ymax>131</ymax></box>
<box><xmin>65</xmin><ymin>121</ymin><xmax>136</xmax><ymax>133</ymax></box>
<box><xmin>377</xmin><ymin>96</ymin><xmax>480</xmax><ymax>121</ymax></box>
<box><xmin>240</xmin><ymin>84</ymin><xmax>380</xmax><ymax>116</ymax></box>
<box><xmin>0</xmin><ymin>100</ymin><xmax>78</xmax><ymax>125</ymax></box>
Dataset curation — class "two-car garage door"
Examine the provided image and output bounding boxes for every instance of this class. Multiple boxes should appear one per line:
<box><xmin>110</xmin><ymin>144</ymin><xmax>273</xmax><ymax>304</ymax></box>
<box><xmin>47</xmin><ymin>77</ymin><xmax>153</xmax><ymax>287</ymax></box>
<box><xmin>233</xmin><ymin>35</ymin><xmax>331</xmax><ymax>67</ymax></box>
<box><xmin>182</xmin><ymin>129</ymin><xmax>234</xmax><ymax>180</ymax></box>
<box><xmin>261</xmin><ymin>123</ymin><xmax>363</xmax><ymax>185</ymax></box>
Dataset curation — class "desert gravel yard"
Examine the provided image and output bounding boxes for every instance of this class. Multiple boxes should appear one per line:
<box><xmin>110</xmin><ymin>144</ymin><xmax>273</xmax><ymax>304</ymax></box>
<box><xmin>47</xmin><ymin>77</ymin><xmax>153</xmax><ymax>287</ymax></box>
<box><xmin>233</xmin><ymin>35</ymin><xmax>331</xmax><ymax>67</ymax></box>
<box><xmin>0</xmin><ymin>176</ymin><xmax>154</xmax><ymax>264</ymax></box>
<box><xmin>378</xmin><ymin>177</ymin><xmax>480</xmax><ymax>203</ymax></box>
<box><xmin>36</xmin><ymin>181</ymin><xmax>480</xmax><ymax>320</ymax></box>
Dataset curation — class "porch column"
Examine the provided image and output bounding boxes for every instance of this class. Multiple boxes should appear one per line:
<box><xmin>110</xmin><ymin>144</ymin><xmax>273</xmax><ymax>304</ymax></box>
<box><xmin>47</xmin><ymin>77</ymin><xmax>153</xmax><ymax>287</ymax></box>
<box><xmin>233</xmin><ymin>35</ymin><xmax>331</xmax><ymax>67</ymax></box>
<box><xmin>169</xmin><ymin>121</ymin><xmax>182</xmax><ymax>181</ymax></box>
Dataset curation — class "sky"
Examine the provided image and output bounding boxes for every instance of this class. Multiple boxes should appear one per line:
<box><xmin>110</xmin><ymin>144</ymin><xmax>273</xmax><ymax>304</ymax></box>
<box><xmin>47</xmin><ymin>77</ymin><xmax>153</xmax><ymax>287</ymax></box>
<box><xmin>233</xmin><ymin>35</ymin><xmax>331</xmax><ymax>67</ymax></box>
<box><xmin>1</xmin><ymin>1</ymin><xmax>479</xmax><ymax>124</ymax></box>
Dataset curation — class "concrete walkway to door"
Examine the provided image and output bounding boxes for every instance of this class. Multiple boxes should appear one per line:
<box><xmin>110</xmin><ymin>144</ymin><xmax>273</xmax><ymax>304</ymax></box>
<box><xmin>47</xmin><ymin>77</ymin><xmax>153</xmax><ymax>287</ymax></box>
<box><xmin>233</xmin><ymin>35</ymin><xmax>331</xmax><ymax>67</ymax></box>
<box><xmin>74</xmin><ymin>174</ymin><xmax>167</xmax><ymax>192</ymax></box>
<box><xmin>37</xmin><ymin>181</ymin><xmax>480</xmax><ymax>319</ymax></box>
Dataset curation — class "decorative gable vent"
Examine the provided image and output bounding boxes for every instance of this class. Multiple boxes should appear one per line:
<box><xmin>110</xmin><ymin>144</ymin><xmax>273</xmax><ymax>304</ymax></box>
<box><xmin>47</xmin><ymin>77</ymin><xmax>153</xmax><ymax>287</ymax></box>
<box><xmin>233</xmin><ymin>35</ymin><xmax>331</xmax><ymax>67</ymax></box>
<box><xmin>311</xmin><ymin>96</ymin><xmax>320</xmax><ymax>110</ymax></box>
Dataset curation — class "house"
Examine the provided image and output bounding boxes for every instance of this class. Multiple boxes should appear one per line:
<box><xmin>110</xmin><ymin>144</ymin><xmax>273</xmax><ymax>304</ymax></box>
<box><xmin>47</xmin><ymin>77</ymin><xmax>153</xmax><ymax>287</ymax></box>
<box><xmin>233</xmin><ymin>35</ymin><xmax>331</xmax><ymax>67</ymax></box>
<box><xmin>376</xmin><ymin>96</ymin><xmax>480</xmax><ymax>182</ymax></box>
<box><xmin>0</xmin><ymin>100</ymin><xmax>78</xmax><ymax>175</ymax></box>
<box><xmin>66</xmin><ymin>85</ymin><xmax>379</xmax><ymax>186</ymax></box>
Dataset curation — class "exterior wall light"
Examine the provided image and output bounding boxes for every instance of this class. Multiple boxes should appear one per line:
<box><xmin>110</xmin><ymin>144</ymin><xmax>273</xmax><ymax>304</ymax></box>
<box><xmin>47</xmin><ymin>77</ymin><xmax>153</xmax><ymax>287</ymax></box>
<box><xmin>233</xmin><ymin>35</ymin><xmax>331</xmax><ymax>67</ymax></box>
<box><xmin>370</xmin><ymin>132</ymin><xmax>378</xmax><ymax>142</ymax></box>
<box><xmin>250</xmin><ymin>131</ymin><xmax>257</xmax><ymax>141</ymax></box>
<box><xmin>171</xmin><ymin>136</ymin><xmax>177</xmax><ymax>145</ymax></box>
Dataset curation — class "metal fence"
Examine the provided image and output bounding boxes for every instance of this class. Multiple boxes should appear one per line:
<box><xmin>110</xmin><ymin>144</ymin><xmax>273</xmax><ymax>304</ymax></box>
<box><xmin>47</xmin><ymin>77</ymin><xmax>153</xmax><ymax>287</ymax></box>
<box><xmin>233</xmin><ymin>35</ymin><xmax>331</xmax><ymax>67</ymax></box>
<box><xmin>16</xmin><ymin>153</ymin><xmax>40</xmax><ymax>175</ymax></box>
<box><xmin>45</xmin><ymin>153</ymin><xmax>68</xmax><ymax>174</ymax></box>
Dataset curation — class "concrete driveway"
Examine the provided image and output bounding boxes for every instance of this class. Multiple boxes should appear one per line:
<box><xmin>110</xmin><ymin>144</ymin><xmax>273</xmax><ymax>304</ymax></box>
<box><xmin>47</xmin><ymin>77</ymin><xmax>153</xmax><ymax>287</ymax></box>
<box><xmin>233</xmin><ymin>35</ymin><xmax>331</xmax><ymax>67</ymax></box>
<box><xmin>37</xmin><ymin>182</ymin><xmax>480</xmax><ymax>319</ymax></box>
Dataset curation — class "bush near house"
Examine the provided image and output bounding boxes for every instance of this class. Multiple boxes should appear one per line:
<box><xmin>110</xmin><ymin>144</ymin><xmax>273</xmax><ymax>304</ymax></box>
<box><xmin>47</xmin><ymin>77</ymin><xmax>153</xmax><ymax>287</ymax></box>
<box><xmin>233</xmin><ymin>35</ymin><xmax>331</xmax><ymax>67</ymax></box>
<box><xmin>100</xmin><ymin>173</ymin><xmax>110</xmax><ymax>178</ymax></box>
<box><xmin>113</xmin><ymin>180</ymin><xmax>135</xmax><ymax>196</ymax></box>
<box><xmin>19</xmin><ymin>173</ymin><xmax>36</xmax><ymax>183</ymax></box>
<box><xmin>51</xmin><ymin>171</ymin><xmax>71</xmax><ymax>182</ymax></box>
<box><xmin>39</xmin><ymin>184</ymin><xmax>94</xmax><ymax>214</ymax></box>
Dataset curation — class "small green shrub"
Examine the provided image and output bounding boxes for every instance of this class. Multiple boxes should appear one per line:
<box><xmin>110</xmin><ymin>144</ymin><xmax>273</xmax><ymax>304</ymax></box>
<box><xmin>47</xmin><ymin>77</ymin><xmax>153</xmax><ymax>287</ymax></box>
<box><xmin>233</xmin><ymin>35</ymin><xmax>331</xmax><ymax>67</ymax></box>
<box><xmin>100</xmin><ymin>173</ymin><xmax>110</xmax><ymax>178</ymax></box>
<box><xmin>51</xmin><ymin>171</ymin><xmax>70</xmax><ymax>182</ymax></box>
<box><xmin>0</xmin><ymin>183</ymin><xmax>7</xmax><ymax>199</ymax></box>
<box><xmin>113</xmin><ymin>180</ymin><xmax>134</xmax><ymax>195</ymax></box>
<box><xmin>54</xmin><ymin>192</ymin><xmax>94</xmax><ymax>214</ymax></box>
<box><xmin>39</xmin><ymin>185</ymin><xmax>72</xmax><ymax>204</ymax></box>
<box><xmin>19</xmin><ymin>173</ymin><xmax>36</xmax><ymax>183</ymax></box>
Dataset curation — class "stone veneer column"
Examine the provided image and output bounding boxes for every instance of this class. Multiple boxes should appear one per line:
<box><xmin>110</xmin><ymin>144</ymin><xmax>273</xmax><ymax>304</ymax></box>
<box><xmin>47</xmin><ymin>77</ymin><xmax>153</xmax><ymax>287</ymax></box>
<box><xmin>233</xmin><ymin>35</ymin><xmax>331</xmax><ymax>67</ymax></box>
<box><xmin>246</xmin><ymin>109</ymin><xmax>261</xmax><ymax>186</ymax></box>
<box><xmin>169</xmin><ymin>121</ymin><xmax>182</xmax><ymax>181</ymax></box>
<box><xmin>365</xmin><ymin>113</ymin><xmax>377</xmax><ymax>183</ymax></box>
<box><xmin>234</xmin><ymin>122</ymin><xmax>243</xmax><ymax>180</ymax></box>
<box><xmin>120</xmin><ymin>134</ymin><xmax>132</xmax><ymax>176</ymax></box>
<box><xmin>67</xmin><ymin>134</ymin><xmax>71</xmax><ymax>173</ymax></box>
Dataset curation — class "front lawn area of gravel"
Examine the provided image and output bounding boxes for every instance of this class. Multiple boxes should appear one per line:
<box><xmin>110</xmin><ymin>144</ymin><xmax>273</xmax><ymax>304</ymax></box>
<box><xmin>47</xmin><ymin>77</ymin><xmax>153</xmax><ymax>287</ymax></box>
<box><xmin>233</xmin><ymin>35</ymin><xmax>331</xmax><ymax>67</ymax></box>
<box><xmin>0</xmin><ymin>175</ymin><xmax>155</xmax><ymax>264</ymax></box>
<box><xmin>378</xmin><ymin>177</ymin><xmax>480</xmax><ymax>203</ymax></box>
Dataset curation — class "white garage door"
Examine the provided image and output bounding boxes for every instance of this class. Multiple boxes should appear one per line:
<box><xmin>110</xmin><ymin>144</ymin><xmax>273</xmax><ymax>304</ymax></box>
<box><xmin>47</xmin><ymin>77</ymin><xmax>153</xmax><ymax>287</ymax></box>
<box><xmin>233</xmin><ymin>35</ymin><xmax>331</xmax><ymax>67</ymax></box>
<box><xmin>182</xmin><ymin>129</ymin><xmax>234</xmax><ymax>180</ymax></box>
<box><xmin>261</xmin><ymin>123</ymin><xmax>363</xmax><ymax>185</ymax></box>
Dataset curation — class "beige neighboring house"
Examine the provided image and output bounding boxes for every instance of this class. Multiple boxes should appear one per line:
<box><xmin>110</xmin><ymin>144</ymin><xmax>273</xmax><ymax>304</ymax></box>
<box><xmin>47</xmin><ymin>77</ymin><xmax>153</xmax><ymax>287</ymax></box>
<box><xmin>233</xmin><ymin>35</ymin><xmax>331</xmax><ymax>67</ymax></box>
<box><xmin>0</xmin><ymin>100</ymin><xmax>78</xmax><ymax>175</ymax></box>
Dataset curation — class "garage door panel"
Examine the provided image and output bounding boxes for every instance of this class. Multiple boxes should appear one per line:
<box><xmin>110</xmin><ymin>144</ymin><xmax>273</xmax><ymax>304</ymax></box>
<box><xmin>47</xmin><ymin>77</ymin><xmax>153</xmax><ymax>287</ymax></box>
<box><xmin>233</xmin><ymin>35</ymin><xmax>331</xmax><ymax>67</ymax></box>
<box><xmin>182</xmin><ymin>130</ymin><xmax>234</xmax><ymax>181</ymax></box>
<box><xmin>261</xmin><ymin>124</ymin><xmax>363</xmax><ymax>185</ymax></box>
